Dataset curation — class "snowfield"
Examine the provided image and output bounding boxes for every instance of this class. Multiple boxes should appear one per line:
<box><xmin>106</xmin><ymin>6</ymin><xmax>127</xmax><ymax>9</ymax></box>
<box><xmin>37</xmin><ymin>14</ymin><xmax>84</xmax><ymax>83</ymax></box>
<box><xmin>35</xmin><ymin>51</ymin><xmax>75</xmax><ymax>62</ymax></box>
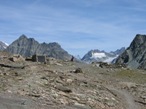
<box><xmin>91</xmin><ymin>52</ymin><xmax>106</xmax><ymax>58</ymax></box>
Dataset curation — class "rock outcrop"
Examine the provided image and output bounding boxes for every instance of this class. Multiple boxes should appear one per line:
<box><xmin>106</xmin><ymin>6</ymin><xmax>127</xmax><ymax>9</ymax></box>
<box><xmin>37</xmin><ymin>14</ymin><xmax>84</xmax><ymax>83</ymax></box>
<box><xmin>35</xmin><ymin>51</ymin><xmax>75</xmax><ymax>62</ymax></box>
<box><xmin>5</xmin><ymin>35</ymin><xmax>72</xmax><ymax>60</ymax></box>
<box><xmin>116</xmin><ymin>34</ymin><xmax>146</xmax><ymax>69</ymax></box>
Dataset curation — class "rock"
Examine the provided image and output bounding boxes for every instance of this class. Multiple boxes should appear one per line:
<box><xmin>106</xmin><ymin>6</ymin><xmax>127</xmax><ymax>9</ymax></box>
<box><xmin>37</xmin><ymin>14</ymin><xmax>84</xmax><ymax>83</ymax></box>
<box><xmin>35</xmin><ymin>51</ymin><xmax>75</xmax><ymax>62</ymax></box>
<box><xmin>56</xmin><ymin>85</ymin><xmax>72</xmax><ymax>93</ymax></box>
<box><xmin>9</xmin><ymin>55</ymin><xmax>25</xmax><ymax>62</ymax></box>
<box><xmin>104</xmin><ymin>97</ymin><xmax>117</xmax><ymax>107</ymax></box>
<box><xmin>74</xmin><ymin>68</ymin><xmax>83</xmax><ymax>73</ymax></box>
<box><xmin>66</xmin><ymin>79</ymin><xmax>73</xmax><ymax>84</ymax></box>
<box><xmin>55</xmin><ymin>63</ymin><xmax>63</xmax><ymax>66</ymax></box>
<box><xmin>141</xmin><ymin>95</ymin><xmax>146</xmax><ymax>99</ymax></box>
<box><xmin>73</xmin><ymin>102</ymin><xmax>91</xmax><ymax>109</ymax></box>
<box><xmin>28</xmin><ymin>93</ymin><xmax>41</xmax><ymax>98</ymax></box>
<box><xmin>95</xmin><ymin>102</ymin><xmax>105</xmax><ymax>109</ymax></box>
<box><xmin>119</xmin><ymin>82</ymin><xmax>137</xmax><ymax>90</ymax></box>
<box><xmin>59</xmin><ymin>98</ymin><xmax>69</xmax><ymax>105</ymax></box>
<box><xmin>0</xmin><ymin>63</ymin><xmax>25</xmax><ymax>69</ymax></box>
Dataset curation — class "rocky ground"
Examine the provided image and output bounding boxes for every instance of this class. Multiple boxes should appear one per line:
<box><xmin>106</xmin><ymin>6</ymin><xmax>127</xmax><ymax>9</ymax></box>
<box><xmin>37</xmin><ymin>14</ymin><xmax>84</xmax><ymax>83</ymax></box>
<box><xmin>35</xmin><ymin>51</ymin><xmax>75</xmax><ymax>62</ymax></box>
<box><xmin>0</xmin><ymin>52</ymin><xmax>146</xmax><ymax>109</ymax></box>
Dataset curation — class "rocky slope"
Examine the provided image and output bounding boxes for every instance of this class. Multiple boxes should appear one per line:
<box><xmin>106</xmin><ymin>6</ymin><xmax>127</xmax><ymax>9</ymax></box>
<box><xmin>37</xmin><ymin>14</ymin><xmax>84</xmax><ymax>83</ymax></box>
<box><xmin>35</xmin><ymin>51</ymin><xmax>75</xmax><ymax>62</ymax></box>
<box><xmin>5</xmin><ymin>35</ymin><xmax>72</xmax><ymax>60</ymax></box>
<box><xmin>0</xmin><ymin>52</ymin><xmax>145</xmax><ymax>109</ymax></box>
<box><xmin>0</xmin><ymin>41</ymin><xmax>8</xmax><ymax>51</ymax></box>
<box><xmin>82</xmin><ymin>48</ymin><xmax>125</xmax><ymax>63</ymax></box>
<box><xmin>116</xmin><ymin>34</ymin><xmax>146</xmax><ymax>69</ymax></box>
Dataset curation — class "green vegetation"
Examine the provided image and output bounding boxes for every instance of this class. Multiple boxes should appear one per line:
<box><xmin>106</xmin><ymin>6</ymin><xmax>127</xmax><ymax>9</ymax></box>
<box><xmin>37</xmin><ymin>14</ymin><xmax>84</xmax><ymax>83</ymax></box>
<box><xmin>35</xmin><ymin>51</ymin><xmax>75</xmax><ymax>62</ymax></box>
<box><xmin>114</xmin><ymin>69</ymin><xmax>146</xmax><ymax>84</ymax></box>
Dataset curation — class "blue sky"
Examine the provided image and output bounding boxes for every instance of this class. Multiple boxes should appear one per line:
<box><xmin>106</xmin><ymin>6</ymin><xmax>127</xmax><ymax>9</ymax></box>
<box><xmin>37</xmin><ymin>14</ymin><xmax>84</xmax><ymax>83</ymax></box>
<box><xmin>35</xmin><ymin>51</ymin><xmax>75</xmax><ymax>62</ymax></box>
<box><xmin>0</xmin><ymin>0</ymin><xmax>146</xmax><ymax>57</ymax></box>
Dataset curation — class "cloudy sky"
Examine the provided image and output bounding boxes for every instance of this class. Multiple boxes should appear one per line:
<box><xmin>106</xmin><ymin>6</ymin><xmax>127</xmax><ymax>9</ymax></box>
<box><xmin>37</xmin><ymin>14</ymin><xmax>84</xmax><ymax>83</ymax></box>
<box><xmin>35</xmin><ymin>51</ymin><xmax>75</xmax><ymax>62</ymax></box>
<box><xmin>0</xmin><ymin>0</ymin><xmax>146</xmax><ymax>57</ymax></box>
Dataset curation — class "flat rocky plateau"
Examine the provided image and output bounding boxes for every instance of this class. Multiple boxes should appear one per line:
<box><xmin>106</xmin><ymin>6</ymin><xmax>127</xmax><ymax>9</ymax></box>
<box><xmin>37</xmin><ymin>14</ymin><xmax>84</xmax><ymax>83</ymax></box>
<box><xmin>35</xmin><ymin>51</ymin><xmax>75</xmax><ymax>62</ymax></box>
<box><xmin>0</xmin><ymin>54</ymin><xmax>146</xmax><ymax>109</ymax></box>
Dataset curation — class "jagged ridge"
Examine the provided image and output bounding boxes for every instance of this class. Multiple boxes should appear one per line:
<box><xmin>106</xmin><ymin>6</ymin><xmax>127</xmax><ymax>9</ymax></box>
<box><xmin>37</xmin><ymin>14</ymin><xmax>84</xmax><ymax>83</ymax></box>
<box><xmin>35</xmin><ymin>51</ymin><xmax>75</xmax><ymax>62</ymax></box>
<box><xmin>116</xmin><ymin>34</ymin><xmax>146</xmax><ymax>69</ymax></box>
<box><xmin>5</xmin><ymin>34</ymin><xmax>72</xmax><ymax>60</ymax></box>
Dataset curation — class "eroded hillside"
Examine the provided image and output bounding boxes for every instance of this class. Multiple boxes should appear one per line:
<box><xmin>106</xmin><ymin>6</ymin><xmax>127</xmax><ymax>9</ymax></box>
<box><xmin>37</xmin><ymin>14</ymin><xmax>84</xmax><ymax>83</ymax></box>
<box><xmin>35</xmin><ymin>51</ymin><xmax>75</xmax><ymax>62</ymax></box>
<box><xmin>0</xmin><ymin>53</ymin><xmax>146</xmax><ymax>109</ymax></box>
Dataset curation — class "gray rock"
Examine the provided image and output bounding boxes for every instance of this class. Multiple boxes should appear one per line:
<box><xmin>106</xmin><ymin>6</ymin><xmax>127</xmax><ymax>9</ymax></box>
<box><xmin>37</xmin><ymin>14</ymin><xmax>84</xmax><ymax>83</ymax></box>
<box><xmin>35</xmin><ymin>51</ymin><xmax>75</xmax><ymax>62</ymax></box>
<box><xmin>74</xmin><ymin>68</ymin><xmax>83</xmax><ymax>73</ymax></box>
<box><xmin>56</xmin><ymin>85</ymin><xmax>72</xmax><ymax>93</ymax></box>
<box><xmin>116</xmin><ymin>34</ymin><xmax>146</xmax><ymax>69</ymax></box>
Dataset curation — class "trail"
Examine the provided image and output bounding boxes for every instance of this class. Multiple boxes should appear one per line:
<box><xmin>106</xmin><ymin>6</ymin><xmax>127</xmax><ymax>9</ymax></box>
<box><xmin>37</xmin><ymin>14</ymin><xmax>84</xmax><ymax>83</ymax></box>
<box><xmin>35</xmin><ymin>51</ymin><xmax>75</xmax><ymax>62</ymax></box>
<box><xmin>107</xmin><ymin>87</ymin><xmax>139</xmax><ymax>109</ymax></box>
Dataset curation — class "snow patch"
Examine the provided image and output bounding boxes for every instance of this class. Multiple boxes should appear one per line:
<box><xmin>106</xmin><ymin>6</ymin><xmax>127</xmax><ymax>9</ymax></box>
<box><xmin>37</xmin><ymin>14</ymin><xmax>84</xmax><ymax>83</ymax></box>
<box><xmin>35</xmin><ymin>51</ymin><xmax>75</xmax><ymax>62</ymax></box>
<box><xmin>4</xmin><ymin>42</ymin><xmax>9</xmax><ymax>46</ymax></box>
<box><xmin>0</xmin><ymin>41</ymin><xmax>8</xmax><ymax>49</ymax></box>
<box><xmin>103</xmin><ymin>55</ymin><xmax>119</xmax><ymax>63</ymax></box>
<box><xmin>91</xmin><ymin>52</ymin><xmax>106</xmax><ymax>58</ymax></box>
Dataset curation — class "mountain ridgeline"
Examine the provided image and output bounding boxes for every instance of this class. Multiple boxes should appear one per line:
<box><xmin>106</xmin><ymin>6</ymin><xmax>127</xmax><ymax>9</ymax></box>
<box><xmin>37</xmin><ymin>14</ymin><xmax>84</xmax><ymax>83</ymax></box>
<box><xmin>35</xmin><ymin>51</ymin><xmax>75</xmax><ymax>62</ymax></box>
<box><xmin>0</xmin><ymin>41</ymin><xmax>8</xmax><ymax>51</ymax></box>
<box><xmin>5</xmin><ymin>35</ymin><xmax>72</xmax><ymax>60</ymax></box>
<box><xmin>82</xmin><ymin>47</ymin><xmax>125</xmax><ymax>63</ymax></box>
<box><xmin>116</xmin><ymin>34</ymin><xmax>146</xmax><ymax>69</ymax></box>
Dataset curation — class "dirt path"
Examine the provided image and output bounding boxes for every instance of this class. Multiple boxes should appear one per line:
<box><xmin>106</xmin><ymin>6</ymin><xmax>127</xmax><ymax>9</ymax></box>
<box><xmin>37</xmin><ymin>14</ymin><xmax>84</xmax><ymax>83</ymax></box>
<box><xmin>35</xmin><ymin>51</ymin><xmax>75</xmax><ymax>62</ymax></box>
<box><xmin>107</xmin><ymin>87</ymin><xmax>140</xmax><ymax>109</ymax></box>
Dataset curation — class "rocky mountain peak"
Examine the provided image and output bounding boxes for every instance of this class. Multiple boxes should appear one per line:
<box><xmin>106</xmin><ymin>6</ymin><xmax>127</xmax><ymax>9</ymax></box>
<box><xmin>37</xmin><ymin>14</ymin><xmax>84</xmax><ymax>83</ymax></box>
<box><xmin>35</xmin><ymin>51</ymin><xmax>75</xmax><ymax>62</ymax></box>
<box><xmin>110</xmin><ymin>47</ymin><xmax>125</xmax><ymax>55</ymax></box>
<box><xmin>116</xmin><ymin>34</ymin><xmax>146</xmax><ymax>69</ymax></box>
<box><xmin>82</xmin><ymin>48</ymin><xmax>125</xmax><ymax>63</ymax></box>
<box><xmin>47</xmin><ymin>42</ymin><xmax>61</xmax><ymax>48</ymax></box>
<box><xmin>5</xmin><ymin>35</ymin><xmax>72</xmax><ymax>60</ymax></box>
<box><xmin>19</xmin><ymin>34</ymin><xmax>28</xmax><ymax>39</ymax></box>
<box><xmin>130</xmin><ymin>34</ymin><xmax>146</xmax><ymax>50</ymax></box>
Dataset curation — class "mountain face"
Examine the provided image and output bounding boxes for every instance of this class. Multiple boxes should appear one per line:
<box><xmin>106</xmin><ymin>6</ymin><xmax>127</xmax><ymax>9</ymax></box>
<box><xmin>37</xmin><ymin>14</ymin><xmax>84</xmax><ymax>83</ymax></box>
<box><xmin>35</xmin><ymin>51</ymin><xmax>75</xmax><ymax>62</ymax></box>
<box><xmin>116</xmin><ymin>34</ymin><xmax>146</xmax><ymax>69</ymax></box>
<box><xmin>6</xmin><ymin>35</ymin><xmax>72</xmax><ymax>60</ymax></box>
<box><xmin>0</xmin><ymin>41</ymin><xmax>8</xmax><ymax>51</ymax></box>
<box><xmin>82</xmin><ymin>48</ymin><xmax>125</xmax><ymax>63</ymax></box>
<box><xmin>110</xmin><ymin>47</ymin><xmax>125</xmax><ymax>55</ymax></box>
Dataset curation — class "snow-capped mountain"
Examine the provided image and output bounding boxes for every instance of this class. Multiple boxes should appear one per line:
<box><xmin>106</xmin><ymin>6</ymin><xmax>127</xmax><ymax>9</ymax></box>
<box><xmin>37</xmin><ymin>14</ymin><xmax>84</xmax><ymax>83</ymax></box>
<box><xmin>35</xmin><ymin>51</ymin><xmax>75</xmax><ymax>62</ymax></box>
<box><xmin>82</xmin><ymin>47</ymin><xmax>125</xmax><ymax>63</ymax></box>
<box><xmin>0</xmin><ymin>41</ymin><xmax>8</xmax><ymax>51</ymax></box>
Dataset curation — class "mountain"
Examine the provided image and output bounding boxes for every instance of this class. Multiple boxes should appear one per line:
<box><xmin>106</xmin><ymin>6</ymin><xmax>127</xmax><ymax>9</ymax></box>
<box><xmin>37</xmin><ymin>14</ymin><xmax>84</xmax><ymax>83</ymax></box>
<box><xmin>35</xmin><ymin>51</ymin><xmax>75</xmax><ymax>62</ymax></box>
<box><xmin>116</xmin><ymin>34</ymin><xmax>146</xmax><ymax>69</ymax></box>
<box><xmin>110</xmin><ymin>47</ymin><xmax>126</xmax><ymax>63</ymax></box>
<box><xmin>82</xmin><ymin>47</ymin><xmax>125</xmax><ymax>63</ymax></box>
<box><xmin>0</xmin><ymin>41</ymin><xmax>8</xmax><ymax>51</ymax></box>
<box><xmin>5</xmin><ymin>34</ymin><xmax>72</xmax><ymax>60</ymax></box>
<box><xmin>110</xmin><ymin>47</ymin><xmax>125</xmax><ymax>55</ymax></box>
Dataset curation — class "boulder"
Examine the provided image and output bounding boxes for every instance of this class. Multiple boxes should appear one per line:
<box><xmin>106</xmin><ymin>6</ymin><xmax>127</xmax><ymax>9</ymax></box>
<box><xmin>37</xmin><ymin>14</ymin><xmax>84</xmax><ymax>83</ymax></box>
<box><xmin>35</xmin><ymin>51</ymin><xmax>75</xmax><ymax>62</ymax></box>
<box><xmin>74</xmin><ymin>68</ymin><xmax>83</xmax><ymax>73</ymax></box>
<box><xmin>9</xmin><ymin>55</ymin><xmax>25</xmax><ymax>62</ymax></box>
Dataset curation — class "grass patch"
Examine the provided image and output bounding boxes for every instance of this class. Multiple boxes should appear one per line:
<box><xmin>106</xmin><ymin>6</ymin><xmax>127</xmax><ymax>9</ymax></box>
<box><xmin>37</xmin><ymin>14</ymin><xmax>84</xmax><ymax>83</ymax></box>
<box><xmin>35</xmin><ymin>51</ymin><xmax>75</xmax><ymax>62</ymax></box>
<box><xmin>114</xmin><ymin>69</ymin><xmax>146</xmax><ymax>84</ymax></box>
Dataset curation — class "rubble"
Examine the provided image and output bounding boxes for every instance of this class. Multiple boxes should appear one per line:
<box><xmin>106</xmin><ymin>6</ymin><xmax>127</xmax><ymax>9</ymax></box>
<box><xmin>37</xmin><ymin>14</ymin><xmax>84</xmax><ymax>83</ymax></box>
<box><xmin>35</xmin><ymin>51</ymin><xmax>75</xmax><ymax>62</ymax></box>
<box><xmin>0</xmin><ymin>53</ymin><xmax>144</xmax><ymax>109</ymax></box>
<box><xmin>9</xmin><ymin>54</ymin><xmax>25</xmax><ymax>62</ymax></box>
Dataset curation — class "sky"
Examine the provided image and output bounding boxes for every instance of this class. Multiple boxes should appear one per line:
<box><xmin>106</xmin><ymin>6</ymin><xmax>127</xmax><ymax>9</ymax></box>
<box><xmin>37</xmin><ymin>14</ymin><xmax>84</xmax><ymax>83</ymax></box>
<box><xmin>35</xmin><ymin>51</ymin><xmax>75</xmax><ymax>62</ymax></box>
<box><xmin>0</xmin><ymin>0</ymin><xmax>146</xmax><ymax>57</ymax></box>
